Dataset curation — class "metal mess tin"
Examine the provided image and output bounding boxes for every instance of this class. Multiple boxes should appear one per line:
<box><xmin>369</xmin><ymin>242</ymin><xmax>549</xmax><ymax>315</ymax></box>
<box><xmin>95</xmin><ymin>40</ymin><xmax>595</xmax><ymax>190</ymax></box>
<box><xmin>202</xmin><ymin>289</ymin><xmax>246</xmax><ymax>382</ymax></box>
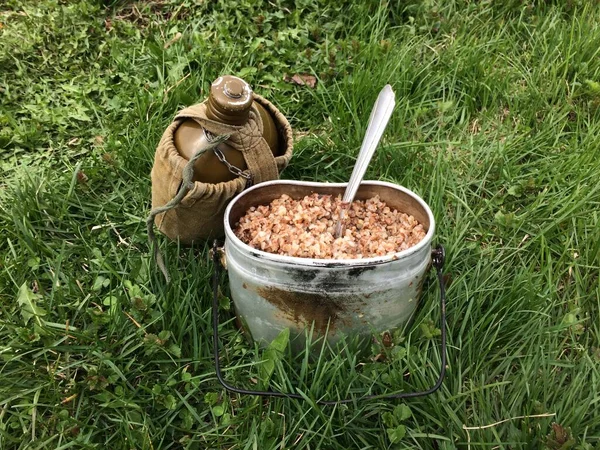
<box><xmin>222</xmin><ymin>179</ymin><xmax>435</xmax><ymax>352</ymax></box>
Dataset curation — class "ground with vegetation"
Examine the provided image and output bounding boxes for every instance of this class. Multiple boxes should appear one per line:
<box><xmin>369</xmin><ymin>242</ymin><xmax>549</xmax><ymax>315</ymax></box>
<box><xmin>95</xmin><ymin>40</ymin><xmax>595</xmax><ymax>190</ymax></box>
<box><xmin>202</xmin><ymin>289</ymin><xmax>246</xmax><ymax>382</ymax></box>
<box><xmin>1</xmin><ymin>0</ymin><xmax>599</xmax><ymax>448</ymax></box>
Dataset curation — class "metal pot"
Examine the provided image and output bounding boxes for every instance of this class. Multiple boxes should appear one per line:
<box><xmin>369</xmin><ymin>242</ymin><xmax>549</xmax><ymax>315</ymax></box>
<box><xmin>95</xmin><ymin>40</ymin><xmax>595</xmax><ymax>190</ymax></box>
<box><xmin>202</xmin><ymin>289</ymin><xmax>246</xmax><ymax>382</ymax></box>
<box><xmin>222</xmin><ymin>180</ymin><xmax>436</xmax><ymax>352</ymax></box>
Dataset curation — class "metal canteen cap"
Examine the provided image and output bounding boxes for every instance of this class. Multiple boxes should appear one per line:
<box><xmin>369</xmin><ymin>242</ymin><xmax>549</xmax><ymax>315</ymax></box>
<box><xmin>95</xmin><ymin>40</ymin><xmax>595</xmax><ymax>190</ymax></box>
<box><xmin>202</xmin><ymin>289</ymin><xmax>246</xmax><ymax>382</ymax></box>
<box><xmin>207</xmin><ymin>75</ymin><xmax>253</xmax><ymax>125</ymax></box>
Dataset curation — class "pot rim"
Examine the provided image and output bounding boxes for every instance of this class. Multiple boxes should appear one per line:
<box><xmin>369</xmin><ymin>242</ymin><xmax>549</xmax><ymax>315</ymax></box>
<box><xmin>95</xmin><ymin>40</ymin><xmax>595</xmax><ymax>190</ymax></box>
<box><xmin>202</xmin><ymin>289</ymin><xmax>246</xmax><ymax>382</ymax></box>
<box><xmin>224</xmin><ymin>180</ymin><xmax>435</xmax><ymax>267</ymax></box>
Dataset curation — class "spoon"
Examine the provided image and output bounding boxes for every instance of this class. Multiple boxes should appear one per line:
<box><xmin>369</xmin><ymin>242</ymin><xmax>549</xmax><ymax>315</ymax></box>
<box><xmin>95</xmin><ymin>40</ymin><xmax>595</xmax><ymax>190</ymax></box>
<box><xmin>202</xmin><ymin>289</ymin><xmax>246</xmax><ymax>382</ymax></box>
<box><xmin>335</xmin><ymin>84</ymin><xmax>396</xmax><ymax>238</ymax></box>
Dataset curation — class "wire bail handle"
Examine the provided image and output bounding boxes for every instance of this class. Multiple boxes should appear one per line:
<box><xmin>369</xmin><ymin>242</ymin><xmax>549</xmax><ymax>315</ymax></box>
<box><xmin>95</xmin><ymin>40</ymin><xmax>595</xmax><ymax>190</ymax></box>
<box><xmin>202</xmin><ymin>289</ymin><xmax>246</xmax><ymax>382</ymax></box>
<box><xmin>211</xmin><ymin>240</ymin><xmax>447</xmax><ymax>405</ymax></box>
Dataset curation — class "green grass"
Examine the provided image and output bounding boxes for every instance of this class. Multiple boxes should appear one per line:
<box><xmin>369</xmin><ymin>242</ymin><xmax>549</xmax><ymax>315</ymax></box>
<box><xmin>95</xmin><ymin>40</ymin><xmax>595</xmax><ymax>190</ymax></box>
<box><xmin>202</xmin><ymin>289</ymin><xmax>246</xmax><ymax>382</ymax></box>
<box><xmin>1</xmin><ymin>0</ymin><xmax>600</xmax><ymax>448</ymax></box>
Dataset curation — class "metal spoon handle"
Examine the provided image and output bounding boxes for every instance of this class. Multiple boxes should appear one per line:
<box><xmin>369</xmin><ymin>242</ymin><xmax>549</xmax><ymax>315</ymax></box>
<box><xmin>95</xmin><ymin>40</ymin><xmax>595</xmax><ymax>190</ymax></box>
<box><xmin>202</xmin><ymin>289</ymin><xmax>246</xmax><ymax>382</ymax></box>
<box><xmin>342</xmin><ymin>85</ymin><xmax>396</xmax><ymax>203</ymax></box>
<box><xmin>335</xmin><ymin>85</ymin><xmax>396</xmax><ymax>237</ymax></box>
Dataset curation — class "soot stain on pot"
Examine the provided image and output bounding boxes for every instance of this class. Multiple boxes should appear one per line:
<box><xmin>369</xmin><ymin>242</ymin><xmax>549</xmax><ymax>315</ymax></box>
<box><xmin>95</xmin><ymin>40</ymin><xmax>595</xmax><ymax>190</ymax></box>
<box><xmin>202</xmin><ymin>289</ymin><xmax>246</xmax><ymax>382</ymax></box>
<box><xmin>254</xmin><ymin>285</ymin><xmax>347</xmax><ymax>334</ymax></box>
<box><xmin>289</xmin><ymin>269</ymin><xmax>318</xmax><ymax>283</ymax></box>
<box><xmin>244</xmin><ymin>264</ymin><xmax>389</xmax><ymax>333</ymax></box>
<box><xmin>288</xmin><ymin>264</ymin><xmax>377</xmax><ymax>286</ymax></box>
<box><xmin>348</xmin><ymin>266</ymin><xmax>377</xmax><ymax>277</ymax></box>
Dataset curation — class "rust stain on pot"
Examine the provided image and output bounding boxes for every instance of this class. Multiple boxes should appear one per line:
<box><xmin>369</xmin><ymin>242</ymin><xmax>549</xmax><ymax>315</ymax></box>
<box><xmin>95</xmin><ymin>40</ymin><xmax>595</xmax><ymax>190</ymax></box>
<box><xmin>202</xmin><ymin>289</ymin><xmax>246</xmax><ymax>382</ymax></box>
<box><xmin>414</xmin><ymin>261</ymin><xmax>432</xmax><ymax>298</ymax></box>
<box><xmin>253</xmin><ymin>285</ymin><xmax>347</xmax><ymax>334</ymax></box>
<box><xmin>415</xmin><ymin>275</ymin><xmax>426</xmax><ymax>298</ymax></box>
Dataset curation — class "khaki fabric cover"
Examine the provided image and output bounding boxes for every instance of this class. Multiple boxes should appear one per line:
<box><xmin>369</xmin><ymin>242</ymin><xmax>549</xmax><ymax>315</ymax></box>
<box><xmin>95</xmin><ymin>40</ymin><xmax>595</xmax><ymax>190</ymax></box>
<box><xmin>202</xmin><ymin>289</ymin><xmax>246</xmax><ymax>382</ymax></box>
<box><xmin>150</xmin><ymin>94</ymin><xmax>293</xmax><ymax>244</ymax></box>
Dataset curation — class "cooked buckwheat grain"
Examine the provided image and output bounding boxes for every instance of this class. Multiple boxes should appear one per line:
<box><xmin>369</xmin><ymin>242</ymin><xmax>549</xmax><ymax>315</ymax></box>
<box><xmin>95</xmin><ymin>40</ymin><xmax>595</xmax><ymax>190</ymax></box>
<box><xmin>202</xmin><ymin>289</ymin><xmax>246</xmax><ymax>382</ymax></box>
<box><xmin>234</xmin><ymin>194</ymin><xmax>426</xmax><ymax>259</ymax></box>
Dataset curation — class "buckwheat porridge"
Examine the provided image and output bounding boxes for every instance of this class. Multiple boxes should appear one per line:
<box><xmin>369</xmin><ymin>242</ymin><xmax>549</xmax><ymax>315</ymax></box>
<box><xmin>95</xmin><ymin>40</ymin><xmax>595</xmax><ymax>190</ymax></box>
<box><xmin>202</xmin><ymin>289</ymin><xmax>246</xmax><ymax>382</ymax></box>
<box><xmin>234</xmin><ymin>193</ymin><xmax>426</xmax><ymax>259</ymax></box>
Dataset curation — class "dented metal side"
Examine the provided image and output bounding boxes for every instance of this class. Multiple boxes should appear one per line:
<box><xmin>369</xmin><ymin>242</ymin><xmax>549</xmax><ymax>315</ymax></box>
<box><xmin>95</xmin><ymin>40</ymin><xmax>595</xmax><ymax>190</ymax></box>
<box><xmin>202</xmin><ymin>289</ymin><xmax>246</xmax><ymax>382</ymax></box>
<box><xmin>223</xmin><ymin>180</ymin><xmax>435</xmax><ymax>352</ymax></box>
